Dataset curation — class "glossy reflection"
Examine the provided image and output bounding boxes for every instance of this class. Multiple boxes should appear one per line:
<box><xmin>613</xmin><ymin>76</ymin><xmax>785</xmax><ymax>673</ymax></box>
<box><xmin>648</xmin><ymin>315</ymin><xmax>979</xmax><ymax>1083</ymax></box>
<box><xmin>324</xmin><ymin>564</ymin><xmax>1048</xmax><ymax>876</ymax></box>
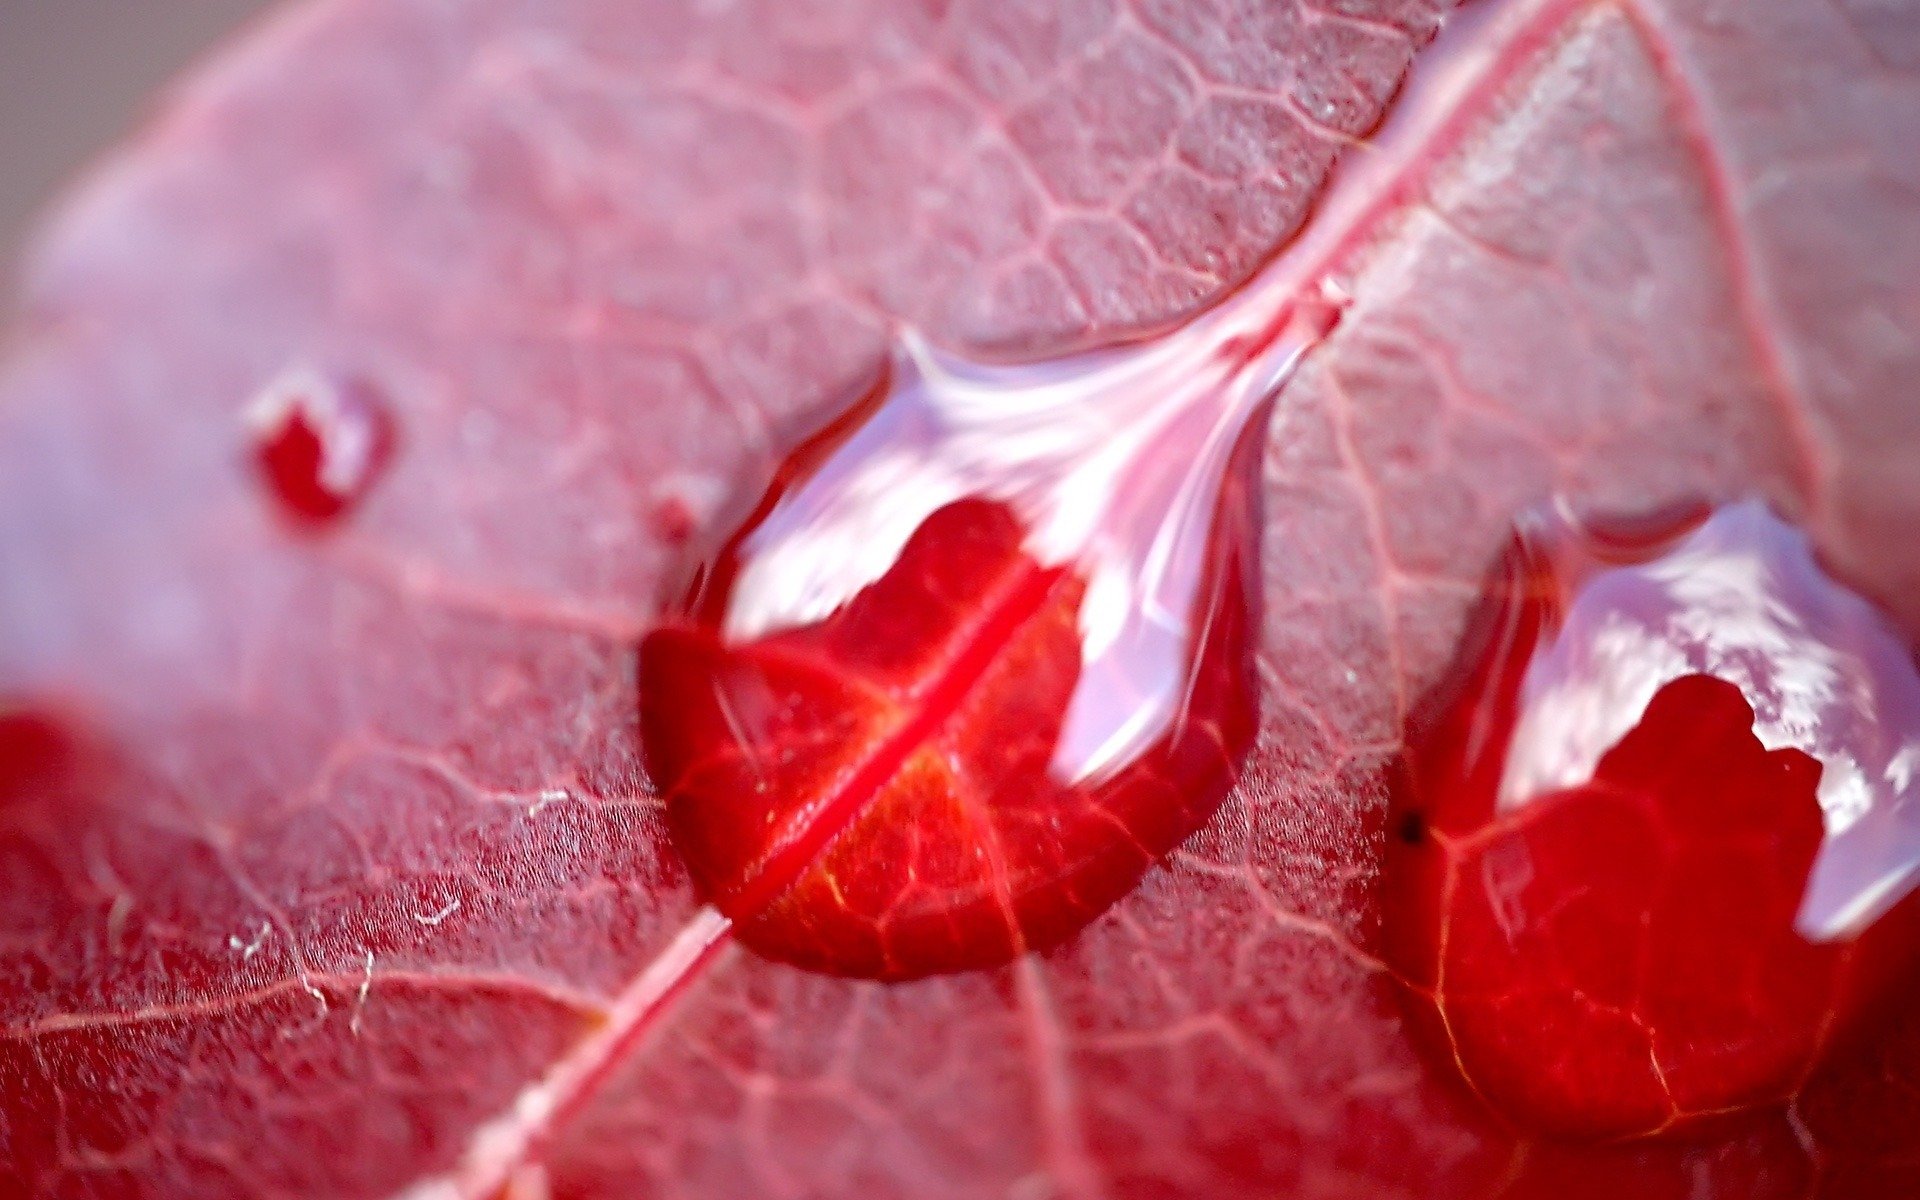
<box><xmin>1384</xmin><ymin>499</ymin><xmax>1920</xmax><ymax>1139</ymax></box>
<box><xmin>642</xmin><ymin>300</ymin><xmax>1336</xmax><ymax>979</ymax></box>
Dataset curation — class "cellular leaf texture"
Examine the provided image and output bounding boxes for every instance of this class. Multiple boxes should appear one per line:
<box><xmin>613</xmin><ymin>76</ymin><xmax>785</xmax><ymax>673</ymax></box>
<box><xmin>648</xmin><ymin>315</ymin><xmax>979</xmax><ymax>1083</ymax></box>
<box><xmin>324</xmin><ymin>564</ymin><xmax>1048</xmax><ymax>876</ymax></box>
<box><xmin>1</xmin><ymin>0</ymin><xmax>1918</xmax><ymax>1197</ymax></box>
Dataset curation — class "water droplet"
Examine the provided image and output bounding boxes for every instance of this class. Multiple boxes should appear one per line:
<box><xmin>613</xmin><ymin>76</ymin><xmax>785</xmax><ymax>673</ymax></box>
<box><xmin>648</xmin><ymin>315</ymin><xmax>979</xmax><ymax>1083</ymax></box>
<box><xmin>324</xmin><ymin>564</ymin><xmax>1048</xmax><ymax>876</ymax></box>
<box><xmin>245</xmin><ymin>367</ymin><xmax>394</xmax><ymax>523</ymax></box>
<box><xmin>641</xmin><ymin>297</ymin><xmax>1338</xmax><ymax>979</ymax></box>
<box><xmin>1383</xmin><ymin>499</ymin><xmax>1920</xmax><ymax>1139</ymax></box>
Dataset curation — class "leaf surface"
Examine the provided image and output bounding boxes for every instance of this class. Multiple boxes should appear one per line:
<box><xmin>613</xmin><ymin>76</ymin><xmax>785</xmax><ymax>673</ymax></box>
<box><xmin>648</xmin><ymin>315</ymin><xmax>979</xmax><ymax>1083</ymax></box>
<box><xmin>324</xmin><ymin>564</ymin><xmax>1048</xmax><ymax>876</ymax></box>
<box><xmin>2</xmin><ymin>0</ymin><xmax>1918</xmax><ymax>1196</ymax></box>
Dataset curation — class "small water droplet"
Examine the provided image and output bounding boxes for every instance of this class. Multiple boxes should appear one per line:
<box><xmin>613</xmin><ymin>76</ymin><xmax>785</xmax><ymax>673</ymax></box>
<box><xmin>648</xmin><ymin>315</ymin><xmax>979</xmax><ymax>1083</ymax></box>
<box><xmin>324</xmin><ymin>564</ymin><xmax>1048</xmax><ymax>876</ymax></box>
<box><xmin>1383</xmin><ymin>499</ymin><xmax>1920</xmax><ymax>1139</ymax></box>
<box><xmin>245</xmin><ymin>367</ymin><xmax>394</xmax><ymax>523</ymax></box>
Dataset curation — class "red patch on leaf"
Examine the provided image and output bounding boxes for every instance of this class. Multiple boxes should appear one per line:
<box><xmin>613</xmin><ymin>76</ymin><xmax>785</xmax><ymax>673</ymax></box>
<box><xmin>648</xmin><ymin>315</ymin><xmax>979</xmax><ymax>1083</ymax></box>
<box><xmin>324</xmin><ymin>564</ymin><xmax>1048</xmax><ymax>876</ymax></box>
<box><xmin>0</xmin><ymin>707</ymin><xmax>80</xmax><ymax>804</ymax></box>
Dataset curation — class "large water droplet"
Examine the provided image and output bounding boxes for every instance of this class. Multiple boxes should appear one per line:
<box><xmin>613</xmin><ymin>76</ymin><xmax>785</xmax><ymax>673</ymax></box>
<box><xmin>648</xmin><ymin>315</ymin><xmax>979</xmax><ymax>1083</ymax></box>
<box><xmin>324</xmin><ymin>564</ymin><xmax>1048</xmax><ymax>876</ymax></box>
<box><xmin>1384</xmin><ymin>499</ymin><xmax>1920</xmax><ymax>1138</ymax></box>
<box><xmin>640</xmin><ymin>295</ymin><xmax>1339</xmax><ymax>979</ymax></box>
<box><xmin>245</xmin><ymin>367</ymin><xmax>394</xmax><ymax>523</ymax></box>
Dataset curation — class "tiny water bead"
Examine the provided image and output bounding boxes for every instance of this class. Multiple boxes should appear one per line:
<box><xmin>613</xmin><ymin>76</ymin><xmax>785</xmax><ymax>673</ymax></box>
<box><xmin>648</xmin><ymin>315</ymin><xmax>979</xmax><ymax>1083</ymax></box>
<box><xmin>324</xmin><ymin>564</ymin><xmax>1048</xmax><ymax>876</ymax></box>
<box><xmin>245</xmin><ymin>367</ymin><xmax>394</xmax><ymax>523</ymax></box>
<box><xmin>640</xmin><ymin>299</ymin><xmax>1340</xmax><ymax>979</ymax></box>
<box><xmin>1383</xmin><ymin>500</ymin><xmax>1920</xmax><ymax>1140</ymax></box>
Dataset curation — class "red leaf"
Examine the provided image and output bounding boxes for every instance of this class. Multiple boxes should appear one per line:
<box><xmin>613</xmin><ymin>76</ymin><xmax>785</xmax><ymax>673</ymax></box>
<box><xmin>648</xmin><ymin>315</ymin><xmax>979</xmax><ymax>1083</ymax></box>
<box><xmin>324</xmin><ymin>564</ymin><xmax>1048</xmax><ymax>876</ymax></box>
<box><xmin>2</xmin><ymin>0</ymin><xmax>1917</xmax><ymax>1197</ymax></box>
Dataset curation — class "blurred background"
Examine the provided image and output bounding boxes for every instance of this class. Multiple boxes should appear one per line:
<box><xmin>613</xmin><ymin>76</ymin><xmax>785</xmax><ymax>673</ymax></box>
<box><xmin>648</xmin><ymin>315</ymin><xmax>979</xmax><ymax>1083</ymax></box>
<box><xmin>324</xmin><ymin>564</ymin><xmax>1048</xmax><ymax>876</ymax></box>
<box><xmin>1</xmin><ymin>0</ymin><xmax>274</xmax><ymax>301</ymax></box>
